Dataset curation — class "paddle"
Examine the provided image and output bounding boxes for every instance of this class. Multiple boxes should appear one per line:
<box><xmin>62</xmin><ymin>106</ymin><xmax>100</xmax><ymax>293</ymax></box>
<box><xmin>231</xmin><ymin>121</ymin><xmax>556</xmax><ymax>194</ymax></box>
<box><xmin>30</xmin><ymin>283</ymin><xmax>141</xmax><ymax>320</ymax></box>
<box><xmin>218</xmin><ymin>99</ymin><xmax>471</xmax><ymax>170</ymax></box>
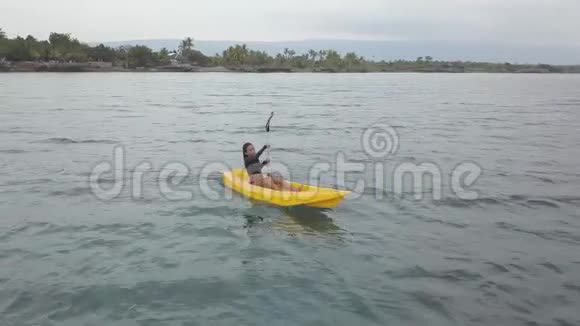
<box><xmin>265</xmin><ymin>112</ymin><xmax>274</xmax><ymax>167</ymax></box>
<box><xmin>265</xmin><ymin>111</ymin><xmax>274</xmax><ymax>133</ymax></box>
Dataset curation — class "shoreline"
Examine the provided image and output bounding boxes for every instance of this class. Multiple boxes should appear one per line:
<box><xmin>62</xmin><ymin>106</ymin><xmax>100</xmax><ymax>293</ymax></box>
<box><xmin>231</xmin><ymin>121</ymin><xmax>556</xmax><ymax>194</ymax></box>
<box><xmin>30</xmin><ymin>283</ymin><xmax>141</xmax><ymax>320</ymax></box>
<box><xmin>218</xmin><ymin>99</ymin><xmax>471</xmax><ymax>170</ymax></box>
<box><xmin>2</xmin><ymin>65</ymin><xmax>580</xmax><ymax>74</ymax></box>
<box><xmin>2</xmin><ymin>32</ymin><xmax>580</xmax><ymax>74</ymax></box>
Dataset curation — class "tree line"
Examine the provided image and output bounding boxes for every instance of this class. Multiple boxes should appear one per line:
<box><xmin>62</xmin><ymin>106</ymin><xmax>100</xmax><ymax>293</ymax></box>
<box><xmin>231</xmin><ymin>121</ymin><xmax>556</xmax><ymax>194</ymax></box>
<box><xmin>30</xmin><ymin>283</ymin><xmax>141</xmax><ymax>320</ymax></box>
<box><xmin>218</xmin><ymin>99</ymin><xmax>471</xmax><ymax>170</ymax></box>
<box><xmin>0</xmin><ymin>29</ymin><xmax>391</xmax><ymax>70</ymax></box>
<box><xmin>2</xmin><ymin>28</ymin><xmax>577</xmax><ymax>73</ymax></box>
<box><xmin>0</xmin><ymin>29</ymin><xmax>208</xmax><ymax>68</ymax></box>
<box><xmin>212</xmin><ymin>45</ymin><xmax>371</xmax><ymax>71</ymax></box>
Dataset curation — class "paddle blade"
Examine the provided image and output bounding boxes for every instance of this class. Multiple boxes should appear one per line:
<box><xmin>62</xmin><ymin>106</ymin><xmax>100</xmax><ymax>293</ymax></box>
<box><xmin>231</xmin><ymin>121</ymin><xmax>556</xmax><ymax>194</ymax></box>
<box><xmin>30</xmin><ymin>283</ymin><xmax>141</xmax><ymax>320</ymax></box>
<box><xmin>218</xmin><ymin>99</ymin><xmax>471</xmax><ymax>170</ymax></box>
<box><xmin>265</xmin><ymin>112</ymin><xmax>274</xmax><ymax>132</ymax></box>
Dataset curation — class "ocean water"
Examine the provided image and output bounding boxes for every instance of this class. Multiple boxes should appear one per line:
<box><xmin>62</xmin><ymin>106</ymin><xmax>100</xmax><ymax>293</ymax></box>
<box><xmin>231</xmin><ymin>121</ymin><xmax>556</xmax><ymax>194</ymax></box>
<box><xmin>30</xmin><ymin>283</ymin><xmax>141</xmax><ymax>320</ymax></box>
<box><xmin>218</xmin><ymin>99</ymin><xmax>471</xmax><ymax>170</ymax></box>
<box><xmin>0</xmin><ymin>73</ymin><xmax>579</xmax><ymax>326</ymax></box>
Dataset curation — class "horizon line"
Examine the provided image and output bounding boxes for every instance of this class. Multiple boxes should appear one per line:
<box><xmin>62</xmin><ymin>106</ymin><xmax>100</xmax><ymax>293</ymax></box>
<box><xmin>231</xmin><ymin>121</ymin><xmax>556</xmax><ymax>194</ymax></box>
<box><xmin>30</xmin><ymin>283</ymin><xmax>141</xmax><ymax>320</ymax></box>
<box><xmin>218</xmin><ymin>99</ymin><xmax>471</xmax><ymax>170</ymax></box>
<box><xmin>93</xmin><ymin>38</ymin><xmax>580</xmax><ymax>48</ymax></box>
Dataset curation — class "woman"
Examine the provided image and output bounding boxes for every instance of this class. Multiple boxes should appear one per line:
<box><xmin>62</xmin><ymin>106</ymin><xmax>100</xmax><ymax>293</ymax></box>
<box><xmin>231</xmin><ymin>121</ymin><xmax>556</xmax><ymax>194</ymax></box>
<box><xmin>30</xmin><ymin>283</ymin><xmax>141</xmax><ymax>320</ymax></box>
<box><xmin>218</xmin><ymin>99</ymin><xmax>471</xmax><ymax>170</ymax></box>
<box><xmin>242</xmin><ymin>142</ymin><xmax>297</xmax><ymax>191</ymax></box>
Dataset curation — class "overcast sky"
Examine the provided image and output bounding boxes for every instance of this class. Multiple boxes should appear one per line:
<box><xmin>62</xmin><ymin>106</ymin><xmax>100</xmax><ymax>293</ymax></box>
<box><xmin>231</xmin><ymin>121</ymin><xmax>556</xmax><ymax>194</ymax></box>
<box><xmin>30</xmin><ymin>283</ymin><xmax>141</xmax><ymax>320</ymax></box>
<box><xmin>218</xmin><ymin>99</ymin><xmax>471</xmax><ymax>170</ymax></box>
<box><xmin>1</xmin><ymin>0</ymin><xmax>579</xmax><ymax>45</ymax></box>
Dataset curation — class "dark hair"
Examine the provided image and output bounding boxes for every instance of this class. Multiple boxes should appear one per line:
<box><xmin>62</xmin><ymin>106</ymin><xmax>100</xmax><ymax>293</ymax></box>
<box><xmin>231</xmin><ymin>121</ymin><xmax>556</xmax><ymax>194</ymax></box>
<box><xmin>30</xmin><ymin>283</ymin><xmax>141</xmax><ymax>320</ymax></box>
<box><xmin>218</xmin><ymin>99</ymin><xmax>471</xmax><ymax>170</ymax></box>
<box><xmin>242</xmin><ymin>142</ymin><xmax>252</xmax><ymax>159</ymax></box>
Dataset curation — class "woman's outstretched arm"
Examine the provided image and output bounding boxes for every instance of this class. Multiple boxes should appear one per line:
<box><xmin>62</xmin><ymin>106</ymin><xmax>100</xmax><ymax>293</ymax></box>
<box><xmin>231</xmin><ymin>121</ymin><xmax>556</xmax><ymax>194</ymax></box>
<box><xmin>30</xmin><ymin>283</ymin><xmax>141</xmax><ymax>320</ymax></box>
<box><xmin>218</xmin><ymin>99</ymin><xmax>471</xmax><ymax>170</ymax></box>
<box><xmin>256</xmin><ymin>145</ymin><xmax>268</xmax><ymax>158</ymax></box>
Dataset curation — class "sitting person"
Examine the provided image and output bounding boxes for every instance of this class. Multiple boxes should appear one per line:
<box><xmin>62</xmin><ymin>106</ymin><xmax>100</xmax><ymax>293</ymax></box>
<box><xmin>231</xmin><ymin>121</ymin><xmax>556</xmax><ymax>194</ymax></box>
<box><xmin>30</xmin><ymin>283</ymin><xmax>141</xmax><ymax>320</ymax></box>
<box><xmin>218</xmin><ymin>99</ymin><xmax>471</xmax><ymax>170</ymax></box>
<box><xmin>242</xmin><ymin>142</ymin><xmax>297</xmax><ymax>191</ymax></box>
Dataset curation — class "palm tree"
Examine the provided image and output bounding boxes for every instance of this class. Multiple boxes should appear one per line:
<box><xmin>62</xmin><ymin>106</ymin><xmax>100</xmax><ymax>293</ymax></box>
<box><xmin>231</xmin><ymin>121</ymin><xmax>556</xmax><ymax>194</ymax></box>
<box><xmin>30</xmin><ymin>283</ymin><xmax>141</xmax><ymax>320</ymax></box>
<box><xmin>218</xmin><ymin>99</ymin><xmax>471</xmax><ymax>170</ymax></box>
<box><xmin>226</xmin><ymin>44</ymin><xmax>248</xmax><ymax>65</ymax></box>
<box><xmin>275</xmin><ymin>53</ymin><xmax>284</xmax><ymax>65</ymax></box>
<box><xmin>344</xmin><ymin>52</ymin><xmax>359</xmax><ymax>67</ymax></box>
<box><xmin>183</xmin><ymin>37</ymin><xmax>194</xmax><ymax>50</ymax></box>
<box><xmin>178</xmin><ymin>37</ymin><xmax>194</xmax><ymax>61</ymax></box>
<box><xmin>308</xmin><ymin>49</ymin><xmax>317</xmax><ymax>63</ymax></box>
<box><xmin>318</xmin><ymin>50</ymin><xmax>327</xmax><ymax>62</ymax></box>
<box><xmin>231</xmin><ymin>46</ymin><xmax>241</xmax><ymax>64</ymax></box>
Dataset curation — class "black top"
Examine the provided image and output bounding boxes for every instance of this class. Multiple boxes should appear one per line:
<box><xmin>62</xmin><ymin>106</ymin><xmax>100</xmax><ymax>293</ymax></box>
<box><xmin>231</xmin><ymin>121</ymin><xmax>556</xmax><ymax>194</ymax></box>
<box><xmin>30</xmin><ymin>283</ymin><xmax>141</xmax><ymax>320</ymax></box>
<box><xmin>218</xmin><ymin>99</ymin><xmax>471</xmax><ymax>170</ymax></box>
<box><xmin>245</xmin><ymin>145</ymin><xmax>269</xmax><ymax>175</ymax></box>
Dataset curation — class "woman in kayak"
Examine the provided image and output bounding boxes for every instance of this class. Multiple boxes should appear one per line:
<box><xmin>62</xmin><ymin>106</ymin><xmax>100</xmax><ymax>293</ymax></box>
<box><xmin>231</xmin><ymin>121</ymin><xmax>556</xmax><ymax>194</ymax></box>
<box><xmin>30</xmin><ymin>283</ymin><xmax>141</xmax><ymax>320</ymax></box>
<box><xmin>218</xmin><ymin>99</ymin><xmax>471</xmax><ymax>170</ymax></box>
<box><xmin>243</xmin><ymin>142</ymin><xmax>296</xmax><ymax>191</ymax></box>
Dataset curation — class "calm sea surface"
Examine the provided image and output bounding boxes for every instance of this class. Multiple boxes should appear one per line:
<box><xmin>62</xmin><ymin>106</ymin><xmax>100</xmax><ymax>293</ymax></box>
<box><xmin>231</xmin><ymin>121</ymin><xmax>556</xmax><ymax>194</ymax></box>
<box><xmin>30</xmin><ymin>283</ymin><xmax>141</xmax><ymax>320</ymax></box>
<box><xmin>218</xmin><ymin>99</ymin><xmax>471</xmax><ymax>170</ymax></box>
<box><xmin>0</xmin><ymin>73</ymin><xmax>579</xmax><ymax>326</ymax></box>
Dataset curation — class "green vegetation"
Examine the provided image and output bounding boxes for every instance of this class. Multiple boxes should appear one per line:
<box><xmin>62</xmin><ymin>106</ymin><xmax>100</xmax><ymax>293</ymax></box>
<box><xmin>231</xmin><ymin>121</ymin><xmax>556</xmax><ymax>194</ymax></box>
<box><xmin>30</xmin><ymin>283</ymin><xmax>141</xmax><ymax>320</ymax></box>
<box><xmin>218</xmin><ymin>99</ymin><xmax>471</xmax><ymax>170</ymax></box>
<box><xmin>0</xmin><ymin>32</ymin><xmax>174</xmax><ymax>68</ymax></box>
<box><xmin>1</xmin><ymin>28</ymin><xmax>579</xmax><ymax>73</ymax></box>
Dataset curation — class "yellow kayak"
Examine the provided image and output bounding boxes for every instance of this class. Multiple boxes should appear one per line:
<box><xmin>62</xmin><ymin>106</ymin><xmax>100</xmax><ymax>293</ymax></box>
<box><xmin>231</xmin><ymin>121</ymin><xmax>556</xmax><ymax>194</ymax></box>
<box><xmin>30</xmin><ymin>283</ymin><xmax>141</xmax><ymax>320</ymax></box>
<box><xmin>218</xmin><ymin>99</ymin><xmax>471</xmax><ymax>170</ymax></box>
<box><xmin>223</xmin><ymin>169</ymin><xmax>350</xmax><ymax>208</ymax></box>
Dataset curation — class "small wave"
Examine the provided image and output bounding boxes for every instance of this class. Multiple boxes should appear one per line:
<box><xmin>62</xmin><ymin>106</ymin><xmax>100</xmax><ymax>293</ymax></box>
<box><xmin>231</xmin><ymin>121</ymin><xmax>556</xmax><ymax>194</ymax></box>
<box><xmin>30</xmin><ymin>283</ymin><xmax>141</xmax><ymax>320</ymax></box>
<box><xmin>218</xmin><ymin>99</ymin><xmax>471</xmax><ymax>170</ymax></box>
<box><xmin>407</xmin><ymin>290</ymin><xmax>453</xmax><ymax>321</ymax></box>
<box><xmin>387</xmin><ymin>266</ymin><xmax>481</xmax><ymax>282</ymax></box>
<box><xmin>0</xmin><ymin>222</ymin><xmax>51</xmax><ymax>241</ymax></box>
<box><xmin>479</xmin><ymin>117</ymin><xmax>505</xmax><ymax>122</ymax></box>
<box><xmin>495</xmin><ymin>222</ymin><xmax>580</xmax><ymax>244</ymax></box>
<box><xmin>538</xmin><ymin>262</ymin><xmax>563</xmax><ymax>274</ymax></box>
<box><xmin>550</xmin><ymin>196</ymin><xmax>580</xmax><ymax>205</ymax></box>
<box><xmin>151</xmin><ymin>256</ymin><xmax>180</xmax><ymax>269</ymax></box>
<box><xmin>529</xmin><ymin>176</ymin><xmax>556</xmax><ymax>184</ymax></box>
<box><xmin>187</xmin><ymin>226</ymin><xmax>239</xmax><ymax>239</ymax></box>
<box><xmin>488</xmin><ymin>134</ymin><xmax>516</xmax><ymax>140</ymax></box>
<box><xmin>554</xmin><ymin>318</ymin><xmax>579</xmax><ymax>326</ymax></box>
<box><xmin>294</xmin><ymin>113</ymin><xmax>336</xmax><ymax>119</ymax></box>
<box><xmin>434</xmin><ymin>197</ymin><xmax>504</xmax><ymax>208</ymax></box>
<box><xmin>168</xmin><ymin>139</ymin><xmax>209</xmax><ymax>144</ymax></box>
<box><xmin>163</xmin><ymin>204</ymin><xmax>243</xmax><ymax>218</ymax></box>
<box><xmin>76</xmin><ymin>238</ymin><xmax>129</xmax><ymax>250</ymax></box>
<box><xmin>425</xmin><ymin>218</ymin><xmax>468</xmax><ymax>229</ymax></box>
<box><xmin>444</xmin><ymin>256</ymin><xmax>472</xmax><ymax>262</ymax></box>
<box><xmin>101</xmin><ymin>103</ymin><xmax>130</xmax><ymax>108</ymax></box>
<box><xmin>459</xmin><ymin>102</ymin><xmax>493</xmax><ymax>106</ymax></box>
<box><xmin>32</xmin><ymin>223</ymin><xmax>88</xmax><ymax>236</ymax></box>
<box><xmin>553</xmin><ymin>102</ymin><xmax>580</xmax><ymax>107</ymax></box>
<box><xmin>33</xmin><ymin>138</ymin><xmax>117</xmax><ymax>144</ymax></box>
<box><xmin>90</xmin><ymin>222</ymin><xmax>155</xmax><ymax>233</ymax></box>
<box><xmin>484</xmin><ymin>281</ymin><xmax>516</xmax><ymax>295</ymax></box>
<box><xmin>48</xmin><ymin>187</ymin><xmax>94</xmax><ymax>197</ymax></box>
<box><xmin>506</xmin><ymin>302</ymin><xmax>532</xmax><ymax>314</ymax></box>
<box><xmin>0</xmin><ymin>149</ymin><xmax>27</xmax><ymax>154</ymax></box>
<box><xmin>508</xmin><ymin>263</ymin><xmax>528</xmax><ymax>272</ymax></box>
<box><xmin>526</xmin><ymin>199</ymin><xmax>559</xmax><ymax>208</ymax></box>
<box><xmin>509</xmin><ymin>195</ymin><xmax>566</xmax><ymax>208</ymax></box>
<box><xmin>124</xmin><ymin>247</ymin><xmax>147</xmax><ymax>258</ymax></box>
<box><xmin>0</xmin><ymin>129</ymin><xmax>47</xmax><ymax>135</ymax></box>
<box><xmin>1</xmin><ymin>178</ymin><xmax>52</xmax><ymax>187</ymax></box>
<box><xmin>176</xmin><ymin>104</ymin><xmax>204</xmax><ymax>109</ymax></box>
<box><xmin>111</xmin><ymin>115</ymin><xmax>144</xmax><ymax>118</ymax></box>
<box><xmin>524</xmin><ymin>122</ymin><xmax>548</xmax><ymax>126</ymax></box>
<box><xmin>478</xmin><ymin>197</ymin><xmax>504</xmax><ymax>205</ymax></box>
<box><xmin>563</xmin><ymin>282</ymin><xmax>580</xmax><ymax>293</ymax></box>
<box><xmin>530</xmin><ymin>160</ymin><xmax>560</xmax><ymax>167</ymax></box>
<box><xmin>274</xmin><ymin>147</ymin><xmax>308</xmax><ymax>155</ymax></box>
<box><xmin>485</xmin><ymin>262</ymin><xmax>510</xmax><ymax>273</ymax></box>
<box><xmin>0</xmin><ymin>248</ymin><xmax>29</xmax><ymax>259</ymax></box>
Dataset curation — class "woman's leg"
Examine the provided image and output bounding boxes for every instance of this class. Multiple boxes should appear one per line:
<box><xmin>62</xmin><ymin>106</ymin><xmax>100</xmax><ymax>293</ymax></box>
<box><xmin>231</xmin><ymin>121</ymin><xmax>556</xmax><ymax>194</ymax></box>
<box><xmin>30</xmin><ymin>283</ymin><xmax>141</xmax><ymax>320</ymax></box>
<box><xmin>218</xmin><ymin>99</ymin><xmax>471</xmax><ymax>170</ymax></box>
<box><xmin>249</xmin><ymin>174</ymin><xmax>264</xmax><ymax>187</ymax></box>
<box><xmin>271</xmin><ymin>174</ymin><xmax>298</xmax><ymax>192</ymax></box>
<box><xmin>262</xmin><ymin>176</ymin><xmax>281</xmax><ymax>191</ymax></box>
<box><xmin>251</xmin><ymin>174</ymin><xmax>281</xmax><ymax>191</ymax></box>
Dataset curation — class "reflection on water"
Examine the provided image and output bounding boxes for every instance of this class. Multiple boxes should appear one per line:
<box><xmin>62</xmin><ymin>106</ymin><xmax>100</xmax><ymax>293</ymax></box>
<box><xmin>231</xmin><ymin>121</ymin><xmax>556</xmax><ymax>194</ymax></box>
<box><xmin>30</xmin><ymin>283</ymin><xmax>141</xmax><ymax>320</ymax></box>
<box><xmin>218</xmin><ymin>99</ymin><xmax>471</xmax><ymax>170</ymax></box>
<box><xmin>242</xmin><ymin>213</ymin><xmax>264</xmax><ymax>228</ymax></box>
<box><xmin>277</xmin><ymin>206</ymin><xmax>342</xmax><ymax>235</ymax></box>
<box><xmin>243</xmin><ymin>204</ymin><xmax>342</xmax><ymax>235</ymax></box>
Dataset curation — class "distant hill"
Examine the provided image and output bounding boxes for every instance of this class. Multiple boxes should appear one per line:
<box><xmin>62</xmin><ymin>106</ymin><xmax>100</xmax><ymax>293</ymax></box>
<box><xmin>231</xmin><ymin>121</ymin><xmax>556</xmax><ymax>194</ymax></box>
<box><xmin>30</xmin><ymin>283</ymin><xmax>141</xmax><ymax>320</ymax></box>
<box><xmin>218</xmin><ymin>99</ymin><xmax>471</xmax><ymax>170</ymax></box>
<box><xmin>98</xmin><ymin>39</ymin><xmax>580</xmax><ymax>65</ymax></box>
